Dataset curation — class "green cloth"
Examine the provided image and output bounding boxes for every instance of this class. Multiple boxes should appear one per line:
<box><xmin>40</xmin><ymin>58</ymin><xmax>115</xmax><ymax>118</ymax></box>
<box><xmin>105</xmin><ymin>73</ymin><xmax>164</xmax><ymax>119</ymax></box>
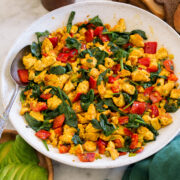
<box><xmin>122</xmin><ymin>135</ymin><xmax>180</xmax><ymax>180</ymax></box>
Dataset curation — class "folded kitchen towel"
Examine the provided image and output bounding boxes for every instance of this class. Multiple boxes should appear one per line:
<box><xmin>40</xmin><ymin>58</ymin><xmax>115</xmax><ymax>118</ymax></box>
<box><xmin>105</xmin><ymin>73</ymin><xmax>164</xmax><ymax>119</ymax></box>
<box><xmin>122</xmin><ymin>135</ymin><xmax>180</xmax><ymax>180</ymax></box>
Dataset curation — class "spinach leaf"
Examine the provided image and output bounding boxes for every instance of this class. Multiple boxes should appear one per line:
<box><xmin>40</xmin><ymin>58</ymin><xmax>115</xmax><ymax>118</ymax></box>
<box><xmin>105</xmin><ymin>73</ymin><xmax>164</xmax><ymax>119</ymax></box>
<box><xmin>97</xmin><ymin>69</ymin><xmax>110</xmax><ymax>85</ymax></box>
<box><xmin>44</xmin><ymin>107</ymin><xmax>61</xmax><ymax>120</ymax></box>
<box><xmin>66</xmin><ymin>63</ymin><xmax>72</xmax><ymax>72</ymax></box>
<box><xmin>99</xmin><ymin>114</ymin><xmax>115</xmax><ymax>136</ymax></box>
<box><xmin>89</xmin><ymin>16</ymin><xmax>103</xmax><ymax>26</ymax></box>
<box><xmin>124</xmin><ymin>64</ymin><xmax>133</xmax><ymax>72</ymax></box>
<box><xmin>57</xmin><ymin>87</ymin><xmax>72</xmax><ymax>106</ymax></box>
<box><xmin>130</xmin><ymin>29</ymin><xmax>147</xmax><ymax>40</ymax></box>
<box><xmin>42</xmin><ymin>140</ymin><xmax>49</xmax><ymax>151</ymax></box>
<box><xmin>95</xmin><ymin>99</ymin><xmax>106</xmax><ymax>112</ymax></box>
<box><xmin>66</xmin><ymin>37</ymin><xmax>81</xmax><ymax>50</ymax></box>
<box><xmin>78</xmin><ymin>68</ymin><xmax>90</xmax><ymax>82</ymax></box>
<box><xmin>113</xmin><ymin>48</ymin><xmax>129</xmax><ymax>60</ymax></box>
<box><xmin>20</xmin><ymin>90</ymin><xmax>26</xmax><ymax>103</ymax></box>
<box><xmin>25</xmin><ymin>113</ymin><xmax>42</xmax><ymax>131</ymax></box>
<box><xmin>164</xmin><ymin>98</ymin><xmax>180</xmax><ymax>112</ymax></box>
<box><xmin>122</xmin><ymin>93</ymin><xmax>131</xmax><ymax>104</ymax></box>
<box><xmin>49</xmin><ymin>66</ymin><xmax>66</xmax><ymax>75</ymax></box>
<box><xmin>72</xmin><ymin>134</ymin><xmax>83</xmax><ymax>145</ymax></box>
<box><xmin>67</xmin><ymin>11</ymin><xmax>75</xmax><ymax>33</ymax></box>
<box><xmin>78</xmin><ymin>49</ymin><xmax>93</xmax><ymax>58</ymax></box>
<box><xmin>31</xmin><ymin>42</ymin><xmax>41</xmax><ymax>59</ymax></box>
<box><xmin>91</xmin><ymin>119</ymin><xmax>102</xmax><ymax>129</ymax></box>
<box><xmin>114</xmin><ymin>35</ymin><xmax>129</xmax><ymax>46</ymax></box>
<box><xmin>35</xmin><ymin>30</ymin><xmax>50</xmax><ymax>43</ymax></box>
<box><xmin>140</xmin><ymin>81</ymin><xmax>154</xmax><ymax>89</ymax></box>
<box><xmin>80</xmin><ymin>89</ymin><xmax>94</xmax><ymax>111</ymax></box>
<box><xmin>37</xmin><ymin>120</ymin><xmax>52</xmax><ymax>131</ymax></box>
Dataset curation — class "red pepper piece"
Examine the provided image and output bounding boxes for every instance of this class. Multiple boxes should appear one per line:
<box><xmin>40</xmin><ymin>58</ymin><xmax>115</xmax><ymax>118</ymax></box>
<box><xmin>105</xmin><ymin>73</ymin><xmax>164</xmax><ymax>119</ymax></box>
<box><xmin>48</xmin><ymin>37</ymin><xmax>58</xmax><ymax>48</ymax></box>
<box><xmin>144</xmin><ymin>42</ymin><xmax>157</xmax><ymax>54</ymax></box>
<box><xmin>89</xmin><ymin>76</ymin><xmax>97</xmax><ymax>89</ymax></box>
<box><xmin>150</xmin><ymin>104</ymin><xmax>159</xmax><ymax>118</ymax></box>
<box><xmin>99</xmin><ymin>34</ymin><xmax>109</xmax><ymax>42</ymax></box>
<box><xmin>56</xmin><ymin>53</ymin><xmax>69</xmax><ymax>62</ymax></box>
<box><xmin>124</xmin><ymin>128</ymin><xmax>133</xmax><ymax>137</ymax></box>
<box><xmin>131</xmin><ymin>101</ymin><xmax>146</xmax><ymax>115</ymax></box>
<box><xmin>122</xmin><ymin>43</ymin><xmax>133</xmax><ymax>49</ymax></box>
<box><xmin>53</xmin><ymin>114</ymin><xmax>65</xmax><ymax>129</ymax></box>
<box><xmin>118</xmin><ymin>116</ymin><xmax>129</xmax><ymax>125</ymax></box>
<box><xmin>168</xmin><ymin>73</ymin><xmax>178</xmax><ymax>81</ymax></box>
<box><xmin>97</xmin><ymin>139</ymin><xmax>107</xmax><ymax>154</ymax></box>
<box><xmin>62</xmin><ymin>47</ymin><xmax>71</xmax><ymax>53</ymax></box>
<box><xmin>59</xmin><ymin>145</ymin><xmax>71</xmax><ymax>154</ymax></box>
<box><xmin>136</xmin><ymin>147</ymin><xmax>144</xmax><ymax>153</ymax></box>
<box><xmin>69</xmin><ymin>49</ymin><xmax>78</xmax><ymax>57</ymax></box>
<box><xmin>163</xmin><ymin>60</ymin><xmax>174</xmax><ymax>72</ymax></box>
<box><xmin>72</xmin><ymin>93</ymin><xmax>82</xmax><ymax>103</ymax></box>
<box><xmin>35</xmin><ymin>130</ymin><xmax>51</xmax><ymax>140</ymax></box>
<box><xmin>113</xmin><ymin>139</ymin><xmax>122</xmax><ymax>148</ymax></box>
<box><xmin>111</xmin><ymin>86</ymin><xmax>120</xmax><ymax>93</ymax></box>
<box><xmin>144</xmin><ymin>86</ymin><xmax>154</xmax><ymax>97</ymax></box>
<box><xmin>108</xmin><ymin>75</ymin><xmax>119</xmax><ymax>83</ymax></box>
<box><xmin>40</xmin><ymin>93</ymin><xmax>52</xmax><ymax>100</ymax></box>
<box><xmin>18</xmin><ymin>69</ymin><xmax>29</xmax><ymax>83</ymax></box>
<box><xmin>111</xmin><ymin>64</ymin><xmax>121</xmax><ymax>74</ymax></box>
<box><xmin>94</xmin><ymin>26</ymin><xmax>104</xmax><ymax>36</ymax></box>
<box><xmin>119</xmin><ymin>152</ymin><xmax>127</xmax><ymax>156</ymax></box>
<box><xmin>78</xmin><ymin>153</ymin><xmax>96</xmax><ymax>162</ymax></box>
<box><xmin>149</xmin><ymin>91</ymin><xmax>162</xmax><ymax>103</ymax></box>
<box><xmin>30</xmin><ymin>102</ymin><xmax>48</xmax><ymax>112</ymax></box>
<box><xmin>54</xmin><ymin>127</ymin><xmax>63</xmax><ymax>137</ymax></box>
<box><xmin>130</xmin><ymin>133</ymin><xmax>138</xmax><ymax>149</ymax></box>
<box><xmin>138</xmin><ymin>57</ymin><xmax>150</xmax><ymax>67</ymax></box>
<box><xmin>147</xmin><ymin>65</ymin><xmax>158</xmax><ymax>72</ymax></box>
<box><xmin>85</xmin><ymin>29</ymin><xmax>94</xmax><ymax>42</ymax></box>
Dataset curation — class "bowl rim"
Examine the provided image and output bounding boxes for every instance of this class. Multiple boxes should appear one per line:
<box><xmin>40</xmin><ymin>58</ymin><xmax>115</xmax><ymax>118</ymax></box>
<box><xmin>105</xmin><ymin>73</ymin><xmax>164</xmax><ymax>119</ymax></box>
<box><xmin>1</xmin><ymin>1</ymin><xmax>180</xmax><ymax>168</ymax></box>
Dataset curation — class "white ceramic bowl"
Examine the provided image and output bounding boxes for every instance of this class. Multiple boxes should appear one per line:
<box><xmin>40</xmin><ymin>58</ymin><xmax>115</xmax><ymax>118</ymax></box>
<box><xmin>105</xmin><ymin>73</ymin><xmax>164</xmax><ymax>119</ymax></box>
<box><xmin>1</xmin><ymin>1</ymin><xmax>180</xmax><ymax>168</ymax></box>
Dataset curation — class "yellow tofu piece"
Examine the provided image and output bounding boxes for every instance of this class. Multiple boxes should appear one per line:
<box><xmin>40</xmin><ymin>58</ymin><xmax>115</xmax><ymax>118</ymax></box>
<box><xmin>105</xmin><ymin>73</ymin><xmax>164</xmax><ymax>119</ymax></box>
<box><xmin>85</xmin><ymin>104</ymin><xmax>97</xmax><ymax>120</ymax></box>
<box><xmin>63</xmin><ymin>80</ymin><xmax>75</xmax><ymax>94</ymax></box>
<box><xmin>60</xmin><ymin>134</ymin><xmax>73</xmax><ymax>144</ymax></box>
<box><xmin>20</xmin><ymin>103</ymin><xmax>30</xmax><ymax>115</ymax></box>
<box><xmin>137</xmin><ymin>126</ymin><xmax>154</xmax><ymax>141</ymax></box>
<box><xmin>150</xmin><ymin>118</ymin><xmax>161</xmax><ymax>130</ymax></box>
<box><xmin>72</xmin><ymin>101</ymin><xmax>83</xmax><ymax>113</ymax></box>
<box><xmin>78</xmin><ymin>124</ymin><xmax>85</xmax><ymax>139</ymax></box>
<box><xmin>98</xmin><ymin>64</ymin><xmax>107</xmax><ymax>73</ymax></box>
<box><xmin>85</xmin><ymin>123</ymin><xmax>100</xmax><ymax>133</ymax></box>
<box><xmin>41</xmin><ymin>38</ymin><xmax>53</xmax><ymax>55</ymax></box>
<box><xmin>76</xmin><ymin>80</ymin><xmax>89</xmax><ymax>94</ymax></box>
<box><xmin>83</xmin><ymin>141</ymin><xmax>97</xmax><ymax>152</ymax></box>
<box><xmin>128</xmin><ymin>56</ymin><xmax>138</xmax><ymax>66</ymax></box>
<box><xmin>89</xmin><ymin>68</ymin><xmax>100</xmax><ymax>78</ymax></box>
<box><xmin>28</xmin><ymin>70</ymin><xmax>35</xmax><ymax>81</ymax></box>
<box><xmin>156</xmin><ymin>47</ymin><xmax>168</xmax><ymax>60</ymax></box>
<box><xmin>47</xmin><ymin>95</ymin><xmax>62</xmax><ymax>110</ymax></box>
<box><xmin>34</xmin><ymin>70</ymin><xmax>47</xmax><ymax>84</ymax></box>
<box><xmin>112</xmin><ymin>18</ymin><xmax>126</xmax><ymax>32</ymax></box>
<box><xmin>137</xmin><ymin>93</ymin><xmax>149</xmax><ymax>102</ymax></box>
<box><xmin>70</xmin><ymin>25</ymin><xmax>78</xmax><ymax>34</ymax></box>
<box><xmin>41</xmin><ymin>55</ymin><xmax>56</xmax><ymax>68</ymax></box>
<box><xmin>170</xmin><ymin>89</ymin><xmax>180</xmax><ymax>99</ymax></box>
<box><xmin>119</xmin><ymin>69</ymin><xmax>131</xmax><ymax>77</ymax></box>
<box><xmin>113</xmin><ymin>126</ymin><xmax>125</xmax><ymax>136</ymax></box>
<box><xmin>161</xmin><ymin>81</ymin><xmax>175</xmax><ymax>96</ymax></box>
<box><xmin>29</xmin><ymin>111</ymin><xmax>44</xmax><ymax>121</ymax></box>
<box><xmin>59</xmin><ymin>74</ymin><xmax>70</xmax><ymax>89</ymax></box>
<box><xmin>22</xmin><ymin>53</ymin><xmax>37</xmax><ymax>69</ymax></box>
<box><xmin>77</xmin><ymin>113</ymin><xmax>90</xmax><ymax>124</ymax></box>
<box><xmin>129</xmin><ymin>48</ymin><xmax>144</xmax><ymax>58</ymax></box>
<box><xmin>71</xmin><ymin>61</ymin><xmax>80</xmax><ymax>73</ymax></box>
<box><xmin>159</xmin><ymin>114</ymin><xmax>173</xmax><ymax>126</ymax></box>
<box><xmin>104</xmin><ymin>90</ymin><xmax>113</xmax><ymax>98</ymax></box>
<box><xmin>122</xmin><ymin>83</ymin><xmax>135</xmax><ymax>95</ymax></box>
<box><xmin>67</xmin><ymin>91</ymin><xmax>76</xmax><ymax>102</ymax></box>
<box><xmin>142</xmin><ymin>114</ymin><xmax>151</xmax><ymax>124</ymax></box>
<box><xmin>44</xmin><ymin>74</ymin><xmax>61</xmax><ymax>87</ymax></box>
<box><xmin>131</xmin><ymin>69</ymin><xmax>150</xmax><ymax>82</ymax></box>
<box><xmin>33</xmin><ymin>60</ymin><xmax>45</xmax><ymax>71</ymax></box>
<box><xmin>98</xmin><ymin>81</ymin><xmax>106</xmax><ymax>98</ymax></box>
<box><xmin>113</xmin><ymin>94</ymin><xmax>125</xmax><ymax>107</ymax></box>
<box><xmin>106</xmin><ymin>141</ymin><xmax>119</xmax><ymax>160</ymax></box>
<box><xmin>81</xmin><ymin>55</ymin><xmax>97</xmax><ymax>68</ymax></box>
<box><xmin>63</xmin><ymin>124</ymin><xmax>77</xmax><ymax>134</ymax></box>
<box><xmin>111</xmin><ymin>135</ymin><xmax>125</xmax><ymax>146</ymax></box>
<box><xmin>105</xmin><ymin>57</ymin><xmax>115</xmax><ymax>68</ymax></box>
<box><xmin>84</xmin><ymin>132</ymin><xmax>100</xmax><ymax>141</ymax></box>
<box><xmin>159</xmin><ymin>68</ymin><xmax>170</xmax><ymax>77</ymax></box>
<box><xmin>129</xmin><ymin>34</ymin><xmax>144</xmax><ymax>47</ymax></box>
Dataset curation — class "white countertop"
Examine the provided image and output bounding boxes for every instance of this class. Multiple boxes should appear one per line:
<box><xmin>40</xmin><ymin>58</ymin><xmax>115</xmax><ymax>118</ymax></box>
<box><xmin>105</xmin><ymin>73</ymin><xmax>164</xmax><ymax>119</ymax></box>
<box><xmin>0</xmin><ymin>0</ymin><xmax>126</xmax><ymax>179</ymax></box>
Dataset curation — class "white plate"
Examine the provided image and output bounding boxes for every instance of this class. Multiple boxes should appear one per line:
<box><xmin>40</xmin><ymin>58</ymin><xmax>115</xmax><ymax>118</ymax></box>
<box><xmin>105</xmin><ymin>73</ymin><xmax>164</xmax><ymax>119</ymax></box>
<box><xmin>1</xmin><ymin>1</ymin><xmax>180</xmax><ymax>168</ymax></box>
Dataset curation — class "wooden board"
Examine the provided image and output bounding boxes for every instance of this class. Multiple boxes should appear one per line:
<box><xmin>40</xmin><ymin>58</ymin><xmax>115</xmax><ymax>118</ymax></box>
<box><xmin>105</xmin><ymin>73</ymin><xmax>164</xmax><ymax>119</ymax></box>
<box><xmin>0</xmin><ymin>129</ymin><xmax>53</xmax><ymax>180</ymax></box>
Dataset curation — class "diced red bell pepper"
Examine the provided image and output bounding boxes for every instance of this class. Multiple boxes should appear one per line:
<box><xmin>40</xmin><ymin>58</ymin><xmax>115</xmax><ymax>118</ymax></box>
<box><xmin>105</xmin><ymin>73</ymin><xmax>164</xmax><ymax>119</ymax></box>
<box><xmin>138</xmin><ymin>57</ymin><xmax>150</xmax><ymax>67</ymax></box>
<box><xmin>89</xmin><ymin>76</ymin><xmax>97</xmax><ymax>89</ymax></box>
<box><xmin>42</xmin><ymin>53</ymin><xmax>48</xmax><ymax>57</ymax></box>
<box><xmin>131</xmin><ymin>101</ymin><xmax>146</xmax><ymax>115</ymax></box>
<box><xmin>56</xmin><ymin>53</ymin><xmax>69</xmax><ymax>62</ymax></box>
<box><xmin>81</xmin><ymin>65</ymin><xmax>89</xmax><ymax>70</ymax></box>
<box><xmin>130</xmin><ymin>133</ymin><xmax>138</xmax><ymax>149</ymax></box>
<box><xmin>81</xmin><ymin>43</ymin><xmax>86</xmax><ymax>50</ymax></box>
<box><xmin>118</xmin><ymin>116</ymin><xmax>129</xmax><ymax>125</ymax></box>
<box><xmin>62</xmin><ymin>47</ymin><xmax>71</xmax><ymax>53</ymax></box>
<box><xmin>18</xmin><ymin>69</ymin><xmax>29</xmax><ymax>83</ymax></box>
<box><xmin>97</xmin><ymin>139</ymin><xmax>107</xmax><ymax>154</ymax></box>
<box><xmin>78</xmin><ymin>153</ymin><xmax>96</xmax><ymax>162</ymax></box>
<box><xmin>122</xmin><ymin>43</ymin><xmax>133</xmax><ymax>49</ymax></box>
<box><xmin>30</xmin><ymin>102</ymin><xmax>48</xmax><ymax>112</ymax></box>
<box><xmin>59</xmin><ymin>145</ymin><xmax>70</xmax><ymax>154</ymax></box>
<box><xmin>124</xmin><ymin>128</ymin><xmax>133</xmax><ymax>137</ymax></box>
<box><xmin>150</xmin><ymin>104</ymin><xmax>159</xmax><ymax>118</ymax></box>
<box><xmin>149</xmin><ymin>91</ymin><xmax>162</xmax><ymax>103</ymax></box>
<box><xmin>99</xmin><ymin>34</ymin><xmax>110</xmax><ymax>42</ymax></box>
<box><xmin>144</xmin><ymin>42</ymin><xmax>157</xmax><ymax>54</ymax></box>
<box><xmin>69</xmin><ymin>49</ymin><xmax>78</xmax><ymax>57</ymax></box>
<box><xmin>111</xmin><ymin>64</ymin><xmax>121</xmax><ymax>74</ymax></box>
<box><xmin>119</xmin><ymin>152</ymin><xmax>127</xmax><ymax>156</ymax></box>
<box><xmin>86</xmin><ymin>23</ymin><xmax>96</xmax><ymax>29</ymax></box>
<box><xmin>108</xmin><ymin>75</ymin><xmax>119</xmax><ymax>83</ymax></box>
<box><xmin>113</xmin><ymin>139</ymin><xmax>122</xmax><ymax>148</ymax></box>
<box><xmin>147</xmin><ymin>65</ymin><xmax>158</xmax><ymax>72</ymax></box>
<box><xmin>40</xmin><ymin>93</ymin><xmax>52</xmax><ymax>100</ymax></box>
<box><xmin>48</xmin><ymin>37</ymin><xmax>58</xmax><ymax>48</ymax></box>
<box><xmin>85</xmin><ymin>29</ymin><xmax>94</xmax><ymax>42</ymax></box>
<box><xmin>163</xmin><ymin>60</ymin><xmax>174</xmax><ymax>72</ymax></box>
<box><xmin>121</xmin><ymin>106</ymin><xmax>131</xmax><ymax>113</ymax></box>
<box><xmin>111</xmin><ymin>86</ymin><xmax>120</xmax><ymax>93</ymax></box>
<box><xmin>53</xmin><ymin>114</ymin><xmax>65</xmax><ymax>129</ymax></box>
<box><xmin>72</xmin><ymin>93</ymin><xmax>82</xmax><ymax>103</ymax></box>
<box><xmin>35</xmin><ymin>130</ymin><xmax>51</xmax><ymax>140</ymax></box>
<box><xmin>144</xmin><ymin>86</ymin><xmax>154</xmax><ymax>96</ymax></box>
<box><xmin>94</xmin><ymin>26</ymin><xmax>104</xmax><ymax>36</ymax></box>
<box><xmin>136</xmin><ymin>147</ymin><xmax>144</xmax><ymax>153</ymax></box>
<box><xmin>168</xmin><ymin>73</ymin><xmax>178</xmax><ymax>81</ymax></box>
<box><xmin>54</xmin><ymin>127</ymin><xmax>63</xmax><ymax>137</ymax></box>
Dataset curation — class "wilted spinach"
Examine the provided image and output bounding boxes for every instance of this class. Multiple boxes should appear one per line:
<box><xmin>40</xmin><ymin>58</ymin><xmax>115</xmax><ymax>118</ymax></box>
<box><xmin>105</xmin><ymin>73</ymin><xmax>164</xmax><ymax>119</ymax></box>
<box><xmin>72</xmin><ymin>134</ymin><xmax>83</xmax><ymax>145</ymax></box>
<box><xmin>67</xmin><ymin>11</ymin><xmax>75</xmax><ymax>33</ymax></box>
<box><xmin>130</xmin><ymin>29</ymin><xmax>147</xmax><ymax>40</ymax></box>
<box><xmin>97</xmin><ymin>69</ymin><xmax>110</xmax><ymax>85</ymax></box>
<box><xmin>89</xmin><ymin>16</ymin><xmax>103</xmax><ymax>27</ymax></box>
<box><xmin>49</xmin><ymin>66</ymin><xmax>66</xmax><ymax>75</ymax></box>
<box><xmin>66</xmin><ymin>37</ymin><xmax>81</xmax><ymax>50</ymax></box>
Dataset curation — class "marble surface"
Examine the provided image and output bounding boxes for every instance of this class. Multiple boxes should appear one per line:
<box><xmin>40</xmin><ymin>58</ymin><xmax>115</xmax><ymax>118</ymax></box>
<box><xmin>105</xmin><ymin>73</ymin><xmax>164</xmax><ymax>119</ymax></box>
<box><xmin>0</xmin><ymin>0</ymin><xmax>126</xmax><ymax>179</ymax></box>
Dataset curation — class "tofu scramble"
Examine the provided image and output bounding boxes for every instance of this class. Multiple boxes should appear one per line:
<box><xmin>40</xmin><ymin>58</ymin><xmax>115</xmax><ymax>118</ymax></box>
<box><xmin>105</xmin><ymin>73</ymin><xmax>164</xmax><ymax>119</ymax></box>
<box><xmin>19</xmin><ymin>12</ymin><xmax>180</xmax><ymax>162</ymax></box>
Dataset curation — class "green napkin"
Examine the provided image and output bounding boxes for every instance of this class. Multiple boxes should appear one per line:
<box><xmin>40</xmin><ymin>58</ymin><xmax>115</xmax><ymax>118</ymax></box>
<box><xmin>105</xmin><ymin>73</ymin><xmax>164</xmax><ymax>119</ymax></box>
<box><xmin>122</xmin><ymin>135</ymin><xmax>180</xmax><ymax>180</ymax></box>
